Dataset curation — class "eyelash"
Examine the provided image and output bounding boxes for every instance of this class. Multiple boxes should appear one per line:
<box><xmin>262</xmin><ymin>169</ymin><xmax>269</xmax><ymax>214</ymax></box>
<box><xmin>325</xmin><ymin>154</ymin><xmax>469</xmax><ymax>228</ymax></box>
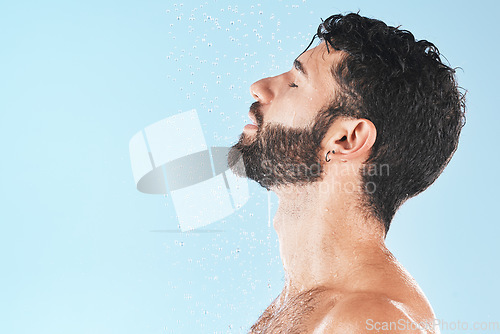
<box><xmin>289</xmin><ymin>82</ymin><xmax>298</xmax><ymax>88</ymax></box>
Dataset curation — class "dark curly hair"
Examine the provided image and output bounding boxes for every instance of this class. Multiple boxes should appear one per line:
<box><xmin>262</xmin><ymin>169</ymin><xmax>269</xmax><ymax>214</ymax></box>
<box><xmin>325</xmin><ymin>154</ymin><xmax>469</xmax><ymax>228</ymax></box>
<box><xmin>309</xmin><ymin>13</ymin><xmax>466</xmax><ymax>233</ymax></box>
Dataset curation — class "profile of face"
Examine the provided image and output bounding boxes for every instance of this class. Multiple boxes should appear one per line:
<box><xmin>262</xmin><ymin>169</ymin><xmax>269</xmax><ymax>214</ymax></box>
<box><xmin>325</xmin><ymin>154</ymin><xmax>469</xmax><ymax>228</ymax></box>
<box><xmin>228</xmin><ymin>43</ymin><xmax>341</xmax><ymax>190</ymax></box>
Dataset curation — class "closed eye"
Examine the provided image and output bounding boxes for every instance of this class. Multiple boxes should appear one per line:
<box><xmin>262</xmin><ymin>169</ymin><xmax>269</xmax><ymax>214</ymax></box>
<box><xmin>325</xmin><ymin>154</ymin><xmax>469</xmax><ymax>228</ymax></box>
<box><xmin>289</xmin><ymin>82</ymin><xmax>298</xmax><ymax>88</ymax></box>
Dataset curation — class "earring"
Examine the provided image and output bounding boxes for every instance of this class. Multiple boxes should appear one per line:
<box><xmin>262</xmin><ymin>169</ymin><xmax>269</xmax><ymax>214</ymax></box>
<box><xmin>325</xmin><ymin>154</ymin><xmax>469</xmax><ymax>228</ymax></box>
<box><xmin>325</xmin><ymin>150</ymin><xmax>335</xmax><ymax>162</ymax></box>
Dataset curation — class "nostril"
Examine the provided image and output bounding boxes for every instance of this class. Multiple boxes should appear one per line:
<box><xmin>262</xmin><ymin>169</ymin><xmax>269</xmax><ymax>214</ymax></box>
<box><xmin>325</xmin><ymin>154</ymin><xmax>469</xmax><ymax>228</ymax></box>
<box><xmin>250</xmin><ymin>77</ymin><xmax>273</xmax><ymax>103</ymax></box>
<box><xmin>250</xmin><ymin>86</ymin><xmax>260</xmax><ymax>101</ymax></box>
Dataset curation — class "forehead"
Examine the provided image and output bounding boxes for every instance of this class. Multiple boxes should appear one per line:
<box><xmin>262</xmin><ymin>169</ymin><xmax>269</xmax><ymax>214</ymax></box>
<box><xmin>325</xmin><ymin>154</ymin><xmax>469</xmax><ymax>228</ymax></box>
<box><xmin>297</xmin><ymin>42</ymin><xmax>343</xmax><ymax>88</ymax></box>
<box><xmin>299</xmin><ymin>42</ymin><xmax>341</xmax><ymax>65</ymax></box>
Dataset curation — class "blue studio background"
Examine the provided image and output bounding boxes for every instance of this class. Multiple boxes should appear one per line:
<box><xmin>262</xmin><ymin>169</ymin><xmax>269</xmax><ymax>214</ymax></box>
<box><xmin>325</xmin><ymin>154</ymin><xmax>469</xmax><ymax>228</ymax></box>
<box><xmin>1</xmin><ymin>0</ymin><xmax>498</xmax><ymax>333</ymax></box>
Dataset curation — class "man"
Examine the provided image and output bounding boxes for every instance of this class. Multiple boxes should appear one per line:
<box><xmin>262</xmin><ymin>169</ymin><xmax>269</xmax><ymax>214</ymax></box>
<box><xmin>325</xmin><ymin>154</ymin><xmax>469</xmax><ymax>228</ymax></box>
<box><xmin>228</xmin><ymin>13</ymin><xmax>465</xmax><ymax>334</ymax></box>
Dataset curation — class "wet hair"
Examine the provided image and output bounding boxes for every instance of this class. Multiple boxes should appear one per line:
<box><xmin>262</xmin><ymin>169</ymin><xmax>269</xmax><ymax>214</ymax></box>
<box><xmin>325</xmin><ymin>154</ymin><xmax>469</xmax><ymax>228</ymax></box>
<box><xmin>308</xmin><ymin>13</ymin><xmax>466</xmax><ymax>233</ymax></box>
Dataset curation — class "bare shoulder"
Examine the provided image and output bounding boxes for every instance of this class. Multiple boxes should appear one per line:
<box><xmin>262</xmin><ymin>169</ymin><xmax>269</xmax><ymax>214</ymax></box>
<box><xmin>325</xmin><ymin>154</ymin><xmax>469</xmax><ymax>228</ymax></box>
<box><xmin>313</xmin><ymin>293</ymin><xmax>438</xmax><ymax>334</ymax></box>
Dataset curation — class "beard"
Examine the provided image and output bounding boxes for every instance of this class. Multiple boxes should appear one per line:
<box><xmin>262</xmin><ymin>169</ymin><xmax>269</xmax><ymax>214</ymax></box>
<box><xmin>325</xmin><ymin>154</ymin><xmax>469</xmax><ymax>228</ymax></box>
<box><xmin>227</xmin><ymin>102</ymin><xmax>334</xmax><ymax>190</ymax></box>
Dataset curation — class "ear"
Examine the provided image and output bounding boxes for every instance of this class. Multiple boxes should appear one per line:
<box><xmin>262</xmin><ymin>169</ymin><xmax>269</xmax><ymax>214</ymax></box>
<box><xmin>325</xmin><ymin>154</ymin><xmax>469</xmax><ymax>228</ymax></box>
<box><xmin>322</xmin><ymin>117</ymin><xmax>377</xmax><ymax>161</ymax></box>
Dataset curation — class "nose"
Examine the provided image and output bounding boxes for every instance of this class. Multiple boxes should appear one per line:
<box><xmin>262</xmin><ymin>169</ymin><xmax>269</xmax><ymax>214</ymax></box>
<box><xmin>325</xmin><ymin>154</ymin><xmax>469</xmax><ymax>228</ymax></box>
<box><xmin>250</xmin><ymin>76</ymin><xmax>275</xmax><ymax>104</ymax></box>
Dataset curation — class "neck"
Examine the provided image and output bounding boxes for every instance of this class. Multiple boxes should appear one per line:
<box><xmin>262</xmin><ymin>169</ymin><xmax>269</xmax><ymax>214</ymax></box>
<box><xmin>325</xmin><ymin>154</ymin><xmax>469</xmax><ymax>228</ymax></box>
<box><xmin>272</xmin><ymin>180</ymin><xmax>388</xmax><ymax>299</ymax></box>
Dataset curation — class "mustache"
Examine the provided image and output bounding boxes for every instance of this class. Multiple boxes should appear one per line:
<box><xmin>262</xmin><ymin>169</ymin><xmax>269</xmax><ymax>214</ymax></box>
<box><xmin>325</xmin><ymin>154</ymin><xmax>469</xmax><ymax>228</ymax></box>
<box><xmin>249</xmin><ymin>102</ymin><xmax>264</xmax><ymax>127</ymax></box>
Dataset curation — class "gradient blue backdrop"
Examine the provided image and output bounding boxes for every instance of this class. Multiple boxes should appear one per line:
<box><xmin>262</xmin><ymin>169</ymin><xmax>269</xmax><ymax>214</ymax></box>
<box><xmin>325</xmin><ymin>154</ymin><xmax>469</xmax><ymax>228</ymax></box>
<box><xmin>1</xmin><ymin>0</ymin><xmax>498</xmax><ymax>333</ymax></box>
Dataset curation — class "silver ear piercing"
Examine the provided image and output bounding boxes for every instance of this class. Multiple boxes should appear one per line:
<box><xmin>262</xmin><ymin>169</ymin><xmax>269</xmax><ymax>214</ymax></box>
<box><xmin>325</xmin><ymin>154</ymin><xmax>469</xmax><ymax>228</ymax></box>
<box><xmin>325</xmin><ymin>150</ymin><xmax>335</xmax><ymax>162</ymax></box>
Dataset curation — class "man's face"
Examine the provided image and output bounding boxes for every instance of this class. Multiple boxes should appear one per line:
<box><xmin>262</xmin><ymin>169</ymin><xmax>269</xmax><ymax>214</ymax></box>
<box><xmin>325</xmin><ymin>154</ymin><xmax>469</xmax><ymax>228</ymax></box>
<box><xmin>228</xmin><ymin>43</ymin><xmax>341</xmax><ymax>189</ymax></box>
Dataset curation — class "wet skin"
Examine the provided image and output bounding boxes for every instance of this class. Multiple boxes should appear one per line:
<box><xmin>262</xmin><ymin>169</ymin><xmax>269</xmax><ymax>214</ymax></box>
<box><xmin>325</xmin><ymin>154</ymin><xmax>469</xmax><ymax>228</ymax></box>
<box><xmin>236</xmin><ymin>43</ymin><xmax>438</xmax><ymax>333</ymax></box>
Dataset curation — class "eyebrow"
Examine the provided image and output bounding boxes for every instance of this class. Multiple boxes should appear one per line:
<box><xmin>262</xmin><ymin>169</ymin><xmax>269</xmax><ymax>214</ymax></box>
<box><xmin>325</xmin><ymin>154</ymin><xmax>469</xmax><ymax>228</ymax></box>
<box><xmin>294</xmin><ymin>59</ymin><xmax>308</xmax><ymax>77</ymax></box>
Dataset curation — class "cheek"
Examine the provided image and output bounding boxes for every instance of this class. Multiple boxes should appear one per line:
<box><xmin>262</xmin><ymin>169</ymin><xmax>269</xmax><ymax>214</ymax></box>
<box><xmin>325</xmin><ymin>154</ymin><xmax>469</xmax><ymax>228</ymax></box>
<box><xmin>265</xmin><ymin>89</ymin><xmax>325</xmax><ymax>127</ymax></box>
<box><xmin>292</xmin><ymin>95</ymin><xmax>322</xmax><ymax>124</ymax></box>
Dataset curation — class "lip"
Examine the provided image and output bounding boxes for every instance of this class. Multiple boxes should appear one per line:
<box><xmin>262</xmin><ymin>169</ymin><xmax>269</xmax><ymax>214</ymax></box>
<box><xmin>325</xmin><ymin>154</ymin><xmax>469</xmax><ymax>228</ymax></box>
<box><xmin>248</xmin><ymin>111</ymin><xmax>258</xmax><ymax>125</ymax></box>
<box><xmin>244</xmin><ymin>123</ymin><xmax>258</xmax><ymax>131</ymax></box>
